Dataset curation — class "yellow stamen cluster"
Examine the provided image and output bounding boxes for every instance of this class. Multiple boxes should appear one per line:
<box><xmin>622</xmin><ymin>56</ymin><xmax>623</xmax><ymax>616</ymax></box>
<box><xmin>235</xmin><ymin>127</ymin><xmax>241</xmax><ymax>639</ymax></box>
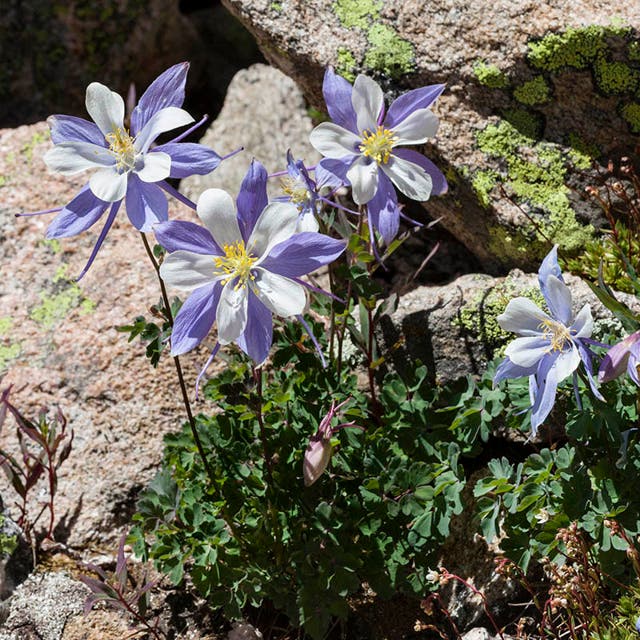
<box><xmin>539</xmin><ymin>319</ymin><xmax>572</xmax><ymax>352</ymax></box>
<box><xmin>359</xmin><ymin>126</ymin><xmax>397</xmax><ymax>164</ymax></box>
<box><xmin>105</xmin><ymin>127</ymin><xmax>136</xmax><ymax>171</ymax></box>
<box><xmin>213</xmin><ymin>241</ymin><xmax>257</xmax><ymax>288</ymax></box>
<box><xmin>280</xmin><ymin>177</ymin><xmax>310</xmax><ymax>208</ymax></box>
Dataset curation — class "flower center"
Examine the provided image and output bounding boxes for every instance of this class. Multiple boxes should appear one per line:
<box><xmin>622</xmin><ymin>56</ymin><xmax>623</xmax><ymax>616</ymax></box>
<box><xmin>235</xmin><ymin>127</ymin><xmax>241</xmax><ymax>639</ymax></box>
<box><xmin>359</xmin><ymin>126</ymin><xmax>397</xmax><ymax>164</ymax></box>
<box><xmin>280</xmin><ymin>177</ymin><xmax>310</xmax><ymax>208</ymax></box>
<box><xmin>539</xmin><ymin>319</ymin><xmax>572</xmax><ymax>352</ymax></box>
<box><xmin>105</xmin><ymin>127</ymin><xmax>136</xmax><ymax>171</ymax></box>
<box><xmin>213</xmin><ymin>241</ymin><xmax>257</xmax><ymax>288</ymax></box>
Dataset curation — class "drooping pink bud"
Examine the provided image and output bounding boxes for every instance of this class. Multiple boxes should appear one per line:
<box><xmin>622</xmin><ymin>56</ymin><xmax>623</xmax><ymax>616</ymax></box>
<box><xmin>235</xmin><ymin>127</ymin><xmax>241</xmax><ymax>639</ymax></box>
<box><xmin>303</xmin><ymin>434</ymin><xmax>332</xmax><ymax>487</ymax></box>
<box><xmin>302</xmin><ymin>399</ymin><xmax>362</xmax><ymax>487</ymax></box>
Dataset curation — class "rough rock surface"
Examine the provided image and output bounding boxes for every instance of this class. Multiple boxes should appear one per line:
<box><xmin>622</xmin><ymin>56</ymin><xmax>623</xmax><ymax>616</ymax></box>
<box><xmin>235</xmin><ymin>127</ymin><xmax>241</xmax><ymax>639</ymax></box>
<box><xmin>378</xmin><ymin>269</ymin><xmax>638</xmax><ymax>385</ymax></box>
<box><xmin>0</xmin><ymin>572</ymin><xmax>86</xmax><ymax>640</ymax></box>
<box><xmin>221</xmin><ymin>0</ymin><xmax>640</xmax><ymax>271</ymax></box>
<box><xmin>181</xmin><ymin>63</ymin><xmax>321</xmax><ymax>202</ymax></box>
<box><xmin>0</xmin><ymin>121</ymin><xmax>226</xmax><ymax>555</ymax></box>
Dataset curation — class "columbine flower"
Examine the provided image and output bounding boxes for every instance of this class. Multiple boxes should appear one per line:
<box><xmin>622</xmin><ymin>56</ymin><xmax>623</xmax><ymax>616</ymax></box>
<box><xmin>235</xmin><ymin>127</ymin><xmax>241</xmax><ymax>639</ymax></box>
<box><xmin>598</xmin><ymin>330</ymin><xmax>640</xmax><ymax>386</ymax></box>
<box><xmin>309</xmin><ymin>67</ymin><xmax>447</xmax><ymax>244</ymax></box>
<box><xmin>156</xmin><ymin>160</ymin><xmax>345</xmax><ymax>376</ymax></box>
<box><xmin>41</xmin><ymin>63</ymin><xmax>221</xmax><ymax>277</ymax></box>
<box><xmin>303</xmin><ymin>399</ymin><xmax>360</xmax><ymax>486</ymax></box>
<box><xmin>494</xmin><ymin>246</ymin><xmax>599</xmax><ymax>434</ymax></box>
<box><xmin>275</xmin><ymin>150</ymin><xmax>323</xmax><ymax>232</ymax></box>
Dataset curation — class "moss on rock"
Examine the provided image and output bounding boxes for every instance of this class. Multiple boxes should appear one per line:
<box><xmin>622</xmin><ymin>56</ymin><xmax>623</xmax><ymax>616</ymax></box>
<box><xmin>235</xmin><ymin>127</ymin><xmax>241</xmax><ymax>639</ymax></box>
<box><xmin>594</xmin><ymin>58</ymin><xmax>639</xmax><ymax>95</ymax></box>
<box><xmin>363</xmin><ymin>24</ymin><xmax>415</xmax><ymax>78</ymax></box>
<box><xmin>527</xmin><ymin>24</ymin><xmax>627</xmax><ymax>72</ymax></box>
<box><xmin>456</xmin><ymin>279</ymin><xmax>546</xmax><ymax>357</ymax></box>
<box><xmin>513</xmin><ymin>75</ymin><xmax>551</xmax><ymax>105</ymax></box>
<box><xmin>476</xmin><ymin>119</ymin><xmax>593</xmax><ymax>260</ymax></box>
<box><xmin>332</xmin><ymin>0</ymin><xmax>415</xmax><ymax>79</ymax></box>
<box><xmin>472</xmin><ymin>170</ymin><xmax>499</xmax><ymax>209</ymax></box>
<box><xmin>0</xmin><ymin>318</ymin><xmax>21</xmax><ymax>373</ymax></box>
<box><xmin>333</xmin><ymin>0</ymin><xmax>382</xmax><ymax>29</ymax></box>
<box><xmin>621</xmin><ymin>103</ymin><xmax>640</xmax><ymax>133</ymax></box>
<box><xmin>473</xmin><ymin>61</ymin><xmax>510</xmax><ymax>89</ymax></box>
<box><xmin>30</xmin><ymin>266</ymin><xmax>95</xmax><ymax>329</ymax></box>
<box><xmin>336</xmin><ymin>47</ymin><xmax>358</xmax><ymax>82</ymax></box>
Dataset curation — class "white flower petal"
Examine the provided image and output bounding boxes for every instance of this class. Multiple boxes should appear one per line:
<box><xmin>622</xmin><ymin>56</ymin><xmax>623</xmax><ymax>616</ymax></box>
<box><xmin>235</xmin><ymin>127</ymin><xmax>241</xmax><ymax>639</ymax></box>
<box><xmin>392</xmin><ymin>108</ymin><xmax>440</xmax><ymax>145</ymax></box>
<box><xmin>347</xmin><ymin>155</ymin><xmax>379</xmax><ymax>205</ymax></box>
<box><xmin>296</xmin><ymin>213</ymin><xmax>320</xmax><ymax>233</ymax></box>
<box><xmin>497</xmin><ymin>297</ymin><xmax>551</xmax><ymax>335</ymax></box>
<box><xmin>44</xmin><ymin>141</ymin><xmax>115</xmax><ymax>175</ymax></box>
<box><xmin>571</xmin><ymin>304</ymin><xmax>593</xmax><ymax>338</ymax></box>
<box><xmin>89</xmin><ymin>167</ymin><xmax>128</xmax><ymax>202</ymax></box>
<box><xmin>248</xmin><ymin>202</ymin><xmax>299</xmax><ymax>259</ymax></box>
<box><xmin>252</xmin><ymin>269</ymin><xmax>306</xmax><ymax>317</ymax></box>
<box><xmin>85</xmin><ymin>82</ymin><xmax>125</xmax><ymax>137</ymax></box>
<box><xmin>134</xmin><ymin>106</ymin><xmax>194</xmax><ymax>154</ymax></box>
<box><xmin>505</xmin><ymin>336</ymin><xmax>551</xmax><ymax>367</ymax></box>
<box><xmin>135</xmin><ymin>151</ymin><xmax>171</xmax><ymax>183</ymax></box>
<box><xmin>352</xmin><ymin>75</ymin><xmax>384</xmax><ymax>133</ymax></box>
<box><xmin>160</xmin><ymin>250</ymin><xmax>219</xmax><ymax>291</ymax></box>
<box><xmin>381</xmin><ymin>155</ymin><xmax>433</xmax><ymax>201</ymax></box>
<box><xmin>309</xmin><ymin>123</ymin><xmax>360</xmax><ymax>158</ymax></box>
<box><xmin>196</xmin><ymin>188</ymin><xmax>241</xmax><ymax>248</ymax></box>
<box><xmin>553</xmin><ymin>345</ymin><xmax>581</xmax><ymax>381</ymax></box>
<box><xmin>217</xmin><ymin>282</ymin><xmax>248</xmax><ymax>344</ymax></box>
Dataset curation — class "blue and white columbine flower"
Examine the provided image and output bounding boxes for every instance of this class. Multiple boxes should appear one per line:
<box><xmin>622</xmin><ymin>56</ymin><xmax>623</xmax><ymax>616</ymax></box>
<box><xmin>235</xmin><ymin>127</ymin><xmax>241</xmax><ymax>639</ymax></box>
<box><xmin>494</xmin><ymin>246</ymin><xmax>599</xmax><ymax>434</ymax></box>
<box><xmin>275</xmin><ymin>150</ymin><xmax>323</xmax><ymax>232</ymax></box>
<box><xmin>156</xmin><ymin>160</ymin><xmax>345</xmax><ymax>375</ymax></box>
<box><xmin>42</xmin><ymin>63</ymin><xmax>221</xmax><ymax>277</ymax></box>
<box><xmin>309</xmin><ymin>68</ymin><xmax>447</xmax><ymax>244</ymax></box>
<box><xmin>275</xmin><ymin>150</ymin><xmax>346</xmax><ymax>233</ymax></box>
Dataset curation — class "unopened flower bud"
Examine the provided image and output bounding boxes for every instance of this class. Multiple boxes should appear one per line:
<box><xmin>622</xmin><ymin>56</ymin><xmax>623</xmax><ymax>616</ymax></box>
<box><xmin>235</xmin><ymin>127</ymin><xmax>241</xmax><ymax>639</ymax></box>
<box><xmin>303</xmin><ymin>436</ymin><xmax>332</xmax><ymax>487</ymax></box>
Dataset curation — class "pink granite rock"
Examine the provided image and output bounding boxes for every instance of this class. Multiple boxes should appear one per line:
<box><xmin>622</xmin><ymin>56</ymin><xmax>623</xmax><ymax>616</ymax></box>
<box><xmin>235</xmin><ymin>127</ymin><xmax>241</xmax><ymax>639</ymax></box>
<box><xmin>220</xmin><ymin>0</ymin><xmax>640</xmax><ymax>271</ymax></box>
<box><xmin>0</xmin><ymin>122</ymin><xmax>225</xmax><ymax>551</ymax></box>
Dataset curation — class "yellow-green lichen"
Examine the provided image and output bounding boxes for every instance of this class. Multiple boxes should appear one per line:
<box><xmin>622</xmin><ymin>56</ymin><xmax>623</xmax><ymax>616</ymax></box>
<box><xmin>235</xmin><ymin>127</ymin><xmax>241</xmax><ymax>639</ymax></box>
<box><xmin>363</xmin><ymin>24</ymin><xmax>415</xmax><ymax>78</ymax></box>
<box><xmin>333</xmin><ymin>0</ymin><xmax>414</xmax><ymax>79</ymax></box>
<box><xmin>30</xmin><ymin>265</ymin><xmax>95</xmax><ymax>329</ymax></box>
<box><xmin>0</xmin><ymin>318</ymin><xmax>21</xmax><ymax>372</ymax></box>
<box><xmin>621</xmin><ymin>103</ymin><xmax>640</xmax><ymax>133</ymax></box>
<box><xmin>333</xmin><ymin>0</ymin><xmax>381</xmax><ymax>29</ymax></box>
<box><xmin>566</xmin><ymin>133</ymin><xmax>598</xmax><ymax>168</ymax></box>
<box><xmin>513</xmin><ymin>76</ymin><xmax>550</xmax><ymax>105</ymax></box>
<box><xmin>39</xmin><ymin>238</ymin><xmax>62</xmax><ymax>254</ymax></box>
<box><xmin>476</xmin><ymin>120</ymin><xmax>593</xmax><ymax>258</ymax></box>
<box><xmin>0</xmin><ymin>515</ymin><xmax>18</xmax><ymax>558</ymax></box>
<box><xmin>487</xmin><ymin>225</ymin><xmax>537</xmax><ymax>264</ymax></box>
<box><xmin>527</xmin><ymin>24</ymin><xmax>628</xmax><ymax>72</ymax></box>
<box><xmin>270</xmin><ymin>1</ymin><xmax>282</xmax><ymax>10</ymax></box>
<box><xmin>22</xmin><ymin>130</ymin><xmax>50</xmax><ymax>163</ymax></box>
<box><xmin>336</xmin><ymin>47</ymin><xmax>358</xmax><ymax>83</ymax></box>
<box><xmin>594</xmin><ymin>58</ymin><xmax>639</xmax><ymax>95</ymax></box>
<box><xmin>502</xmin><ymin>108</ymin><xmax>543</xmax><ymax>139</ymax></box>
<box><xmin>473</xmin><ymin>61</ymin><xmax>510</xmax><ymax>89</ymax></box>
<box><xmin>472</xmin><ymin>170</ymin><xmax>499</xmax><ymax>209</ymax></box>
<box><xmin>456</xmin><ymin>281</ymin><xmax>546</xmax><ymax>357</ymax></box>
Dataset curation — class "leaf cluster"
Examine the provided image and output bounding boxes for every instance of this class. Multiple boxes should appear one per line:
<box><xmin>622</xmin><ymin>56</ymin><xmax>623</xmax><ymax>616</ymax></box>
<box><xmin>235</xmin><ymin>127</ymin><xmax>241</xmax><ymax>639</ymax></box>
<box><xmin>474</xmin><ymin>362</ymin><xmax>640</xmax><ymax>582</ymax></box>
<box><xmin>81</xmin><ymin>534</ymin><xmax>163</xmax><ymax>639</ymax></box>
<box><xmin>116</xmin><ymin>297</ymin><xmax>182</xmax><ymax>367</ymax></box>
<box><xmin>130</xmin><ymin>329</ymin><xmax>468</xmax><ymax>639</ymax></box>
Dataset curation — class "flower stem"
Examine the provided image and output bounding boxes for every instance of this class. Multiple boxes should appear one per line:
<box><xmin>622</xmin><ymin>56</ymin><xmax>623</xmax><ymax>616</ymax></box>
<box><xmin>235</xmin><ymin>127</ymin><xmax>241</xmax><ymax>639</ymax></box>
<box><xmin>252</xmin><ymin>366</ymin><xmax>273</xmax><ymax>484</ymax></box>
<box><xmin>139</xmin><ymin>233</ymin><xmax>215</xmax><ymax>483</ymax></box>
